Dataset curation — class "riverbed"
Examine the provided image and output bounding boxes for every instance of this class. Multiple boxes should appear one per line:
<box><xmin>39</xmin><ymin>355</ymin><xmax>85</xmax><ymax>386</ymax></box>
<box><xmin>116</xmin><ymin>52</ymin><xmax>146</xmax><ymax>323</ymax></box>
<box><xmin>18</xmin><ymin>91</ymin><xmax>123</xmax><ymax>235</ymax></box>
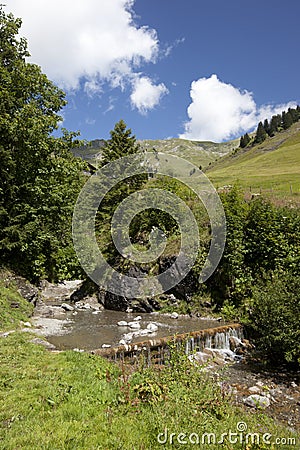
<box><xmin>33</xmin><ymin>307</ymin><xmax>223</xmax><ymax>351</ymax></box>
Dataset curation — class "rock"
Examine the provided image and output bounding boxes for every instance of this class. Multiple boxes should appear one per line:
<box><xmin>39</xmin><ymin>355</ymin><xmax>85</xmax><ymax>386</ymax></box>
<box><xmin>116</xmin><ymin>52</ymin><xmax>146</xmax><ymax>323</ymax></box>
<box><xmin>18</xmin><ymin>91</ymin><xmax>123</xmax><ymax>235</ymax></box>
<box><xmin>241</xmin><ymin>338</ymin><xmax>253</xmax><ymax>349</ymax></box>
<box><xmin>40</xmin><ymin>280</ymin><xmax>83</xmax><ymax>305</ymax></box>
<box><xmin>119</xmin><ymin>339</ymin><xmax>127</xmax><ymax>346</ymax></box>
<box><xmin>188</xmin><ymin>352</ymin><xmax>210</xmax><ymax>365</ymax></box>
<box><xmin>248</xmin><ymin>386</ymin><xmax>261</xmax><ymax>394</ymax></box>
<box><xmin>128</xmin><ymin>321</ymin><xmax>141</xmax><ymax>330</ymax></box>
<box><xmin>73</xmin><ymin>348</ymin><xmax>84</xmax><ymax>352</ymax></box>
<box><xmin>229</xmin><ymin>335</ymin><xmax>244</xmax><ymax>351</ymax></box>
<box><xmin>69</xmin><ymin>278</ymin><xmax>96</xmax><ymax>303</ymax></box>
<box><xmin>82</xmin><ymin>303</ymin><xmax>92</xmax><ymax>310</ymax></box>
<box><xmin>22</xmin><ymin>321</ymin><xmax>32</xmax><ymax>328</ymax></box>
<box><xmin>133</xmin><ymin>316</ymin><xmax>142</xmax><ymax>321</ymax></box>
<box><xmin>123</xmin><ymin>332</ymin><xmax>134</xmax><ymax>342</ymax></box>
<box><xmin>117</xmin><ymin>321</ymin><xmax>128</xmax><ymax>327</ymax></box>
<box><xmin>30</xmin><ymin>338</ymin><xmax>56</xmax><ymax>350</ymax></box>
<box><xmin>170</xmin><ymin>312</ymin><xmax>179</xmax><ymax>319</ymax></box>
<box><xmin>147</xmin><ymin>322</ymin><xmax>158</xmax><ymax>332</ymax></box>
<box><xmin>244</xmin><ymin>395</ymin><xmax>270</xmax><ymax>409</ymax></box>
<box><xmin>140</xmin><ymin>329</ymin><xmax>152</xmax><ymax>336</ymax></box>
<box><xmin>61</xmin><ymin>303</ymin><xmax>74</xmax><ymax>312</ymax></box>
<box><xmin>101</xmin><ymin>344</ymin><xmax>111</xmax><ymax>348</ymax></box>
<box><xmin>159</xmin><ymin>255</ymin><xmax>199</xmax><ymax>301</ymax></box>
<box><xmin>291</xmin><ymin>382</ymin><xmax>298</xmax><ymax>388</ymax></box>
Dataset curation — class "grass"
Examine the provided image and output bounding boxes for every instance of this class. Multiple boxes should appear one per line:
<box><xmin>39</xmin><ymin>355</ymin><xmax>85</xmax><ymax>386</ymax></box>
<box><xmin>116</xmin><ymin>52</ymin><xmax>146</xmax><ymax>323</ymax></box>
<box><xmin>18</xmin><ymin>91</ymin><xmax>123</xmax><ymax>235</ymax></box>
<box><xmin>139</xmin><ymin>137</ymin><xmax>239</xmax><ymax>169</ymax></box>
<box><xmin>207</xmin><ymin>124</ymin><xmax>300</xmax><ymax>200</ymax></box>
<box><xmin>0</xmin><ymin>284</ymin><xmax>34</xmax><ymax>332</ymax></box>
<box><xmin>0</xmin><ymin>283</ymin><xmax>299</xmax><ymax>449</ymax></box>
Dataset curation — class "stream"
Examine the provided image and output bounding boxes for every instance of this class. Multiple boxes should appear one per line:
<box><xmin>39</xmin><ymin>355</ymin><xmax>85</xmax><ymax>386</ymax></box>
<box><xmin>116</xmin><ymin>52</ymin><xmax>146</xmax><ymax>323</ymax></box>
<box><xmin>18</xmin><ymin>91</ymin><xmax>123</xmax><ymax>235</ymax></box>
<box><xmin>37</xmin><ymin>307</ymin><xmax>223</xmax><ymax>351</ymax></box>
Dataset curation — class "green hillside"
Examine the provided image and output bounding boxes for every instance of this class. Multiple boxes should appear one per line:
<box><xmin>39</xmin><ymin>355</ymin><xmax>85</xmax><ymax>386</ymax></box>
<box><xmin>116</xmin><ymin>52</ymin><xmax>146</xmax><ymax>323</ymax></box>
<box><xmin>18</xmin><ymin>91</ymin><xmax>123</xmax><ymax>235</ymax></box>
<box><xmin>139</xmin><ymin>137</ymin><xmax>239</xmax><ymax>168</ymax></box>
<box><xmin>207</xmin><ymin>123</ymin><xmax>300</xmax><ymax>197</ymax></box>
<box><xmin>73</xmin><ymin>137</ymin><xmax>239</xmax><ymax>169</ymax></box>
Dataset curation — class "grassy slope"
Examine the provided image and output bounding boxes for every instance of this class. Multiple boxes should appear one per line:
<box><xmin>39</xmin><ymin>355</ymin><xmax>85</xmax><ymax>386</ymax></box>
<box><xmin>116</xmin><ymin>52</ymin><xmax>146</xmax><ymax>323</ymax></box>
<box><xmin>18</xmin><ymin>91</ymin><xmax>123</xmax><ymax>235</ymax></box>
<box><xmin>139</xmin><ymin>137</ymin><xmax>239</xmax><ymax>169</ymax></box>
<box><xmin>207</xmin><ymin>123</ymin><xmax>300</xmax><ymax>195</ymax></box>
<box><xmin>0</xmin><ymin>283</ymin><xmax>298</xmax><ymax>449</ymax></box>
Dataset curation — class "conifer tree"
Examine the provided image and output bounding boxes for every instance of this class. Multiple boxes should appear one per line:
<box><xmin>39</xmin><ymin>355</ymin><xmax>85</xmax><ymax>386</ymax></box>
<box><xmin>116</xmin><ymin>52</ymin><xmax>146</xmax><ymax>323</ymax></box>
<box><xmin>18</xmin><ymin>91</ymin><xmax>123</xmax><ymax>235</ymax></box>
<box><xmin>254</xmin><ymin>122</ymin><xmax>267</xmax><ymax>144</ymax></box>
<box><xmin>282</xmin><ymin>111</ymin><xmax>293</xmax><ymax>129</ymax></box>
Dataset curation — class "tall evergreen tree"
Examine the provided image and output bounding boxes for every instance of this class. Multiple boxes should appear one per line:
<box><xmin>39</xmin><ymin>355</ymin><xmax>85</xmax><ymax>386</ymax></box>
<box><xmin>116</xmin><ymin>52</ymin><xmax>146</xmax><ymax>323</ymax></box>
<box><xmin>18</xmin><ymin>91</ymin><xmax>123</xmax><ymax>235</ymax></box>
<box><xmin>282</xmin><ymin>111</ymin><xmax>293</xmax><ymax>130</ymax></box>
<box><xmin>263</xmin><ymin>119</ymin><xmax>270</xmax><ymax>135</ymax></box>
<box><xmin>254</xmin><ymin>122</ymin><xmax>267</xmax><ymax>144</ymax></box>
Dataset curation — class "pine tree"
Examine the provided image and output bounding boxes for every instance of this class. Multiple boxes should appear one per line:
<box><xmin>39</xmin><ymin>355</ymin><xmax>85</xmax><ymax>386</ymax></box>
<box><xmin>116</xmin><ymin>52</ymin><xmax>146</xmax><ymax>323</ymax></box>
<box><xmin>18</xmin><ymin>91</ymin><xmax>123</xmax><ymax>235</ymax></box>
<box><xmin>240</xmin><ymin>133</ymin><xmax>250</xmax><ymax>148</ymax></box>
<box><xmin>263</xmin><ymin>119</ymin><xmax>270</xmax><ymax>135</ymax></box>
<box><xmin>101</xmin><ymin>120</ymin><xmax>140</xmax><ymax>164</ymax></box>
<box><xmin>282</xmin><ymin>111</ymin><xmax>293</xmax><ymax>130</ymax></box>
<box><xmin>254</xmin><ymin>122</ymin><xmax>267</xmax><ymax>144</ymax></box>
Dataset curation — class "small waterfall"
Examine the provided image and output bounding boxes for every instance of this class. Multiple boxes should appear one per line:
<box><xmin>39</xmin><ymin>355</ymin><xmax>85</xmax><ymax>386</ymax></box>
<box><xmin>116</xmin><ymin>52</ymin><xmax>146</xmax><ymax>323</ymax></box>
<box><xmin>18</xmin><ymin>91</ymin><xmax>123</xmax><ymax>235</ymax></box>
<box><xmin>92</xmin><ymin>323</ymin><xmax>244</xmax><ymax>365</ymax></box>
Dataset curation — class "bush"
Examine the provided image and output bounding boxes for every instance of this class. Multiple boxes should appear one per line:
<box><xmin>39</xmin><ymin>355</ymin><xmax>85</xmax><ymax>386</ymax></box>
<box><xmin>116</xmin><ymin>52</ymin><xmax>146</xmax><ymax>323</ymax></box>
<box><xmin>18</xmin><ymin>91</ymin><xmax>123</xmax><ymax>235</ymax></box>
<box><xmin>245</xmin><ymin>273</ymin><xmax>300</xmax><ymax>366</ymax></box>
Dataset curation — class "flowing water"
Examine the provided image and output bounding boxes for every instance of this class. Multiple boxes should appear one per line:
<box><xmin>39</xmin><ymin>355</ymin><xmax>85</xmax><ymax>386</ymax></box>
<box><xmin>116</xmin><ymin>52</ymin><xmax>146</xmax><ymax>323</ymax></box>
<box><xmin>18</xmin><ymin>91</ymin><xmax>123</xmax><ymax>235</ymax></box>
<box><xmin>46</xmin><ymin>308</ymin><xmax>223</xmax><ymax>351</ymax></box>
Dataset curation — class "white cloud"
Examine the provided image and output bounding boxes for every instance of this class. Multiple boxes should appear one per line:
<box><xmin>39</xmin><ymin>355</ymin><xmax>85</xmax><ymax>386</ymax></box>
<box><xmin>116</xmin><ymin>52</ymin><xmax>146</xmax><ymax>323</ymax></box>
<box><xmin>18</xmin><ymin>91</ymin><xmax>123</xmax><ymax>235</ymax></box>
<box><xmin>130</xmin><ymin>76</ymin><xmax>169</xmax><ymax>114</ymax></box>
<box><xmin>8</xmin><ymin>0</ymin><xmax>160</xmax><ymax>97</ymax></box>
<box><xmin>180</xmin><ymin>74</ymin><xmax>296</xmax><ymax>142</ymax></box>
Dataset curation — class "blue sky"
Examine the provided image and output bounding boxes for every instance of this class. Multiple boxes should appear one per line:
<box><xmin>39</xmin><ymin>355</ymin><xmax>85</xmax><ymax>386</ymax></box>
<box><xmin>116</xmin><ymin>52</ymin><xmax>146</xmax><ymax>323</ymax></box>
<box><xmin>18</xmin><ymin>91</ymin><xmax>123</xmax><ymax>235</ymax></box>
<box><xmin>8</xmin><ymin>0</ymin><xmax>300</xmax><ymax>142</ymax></box>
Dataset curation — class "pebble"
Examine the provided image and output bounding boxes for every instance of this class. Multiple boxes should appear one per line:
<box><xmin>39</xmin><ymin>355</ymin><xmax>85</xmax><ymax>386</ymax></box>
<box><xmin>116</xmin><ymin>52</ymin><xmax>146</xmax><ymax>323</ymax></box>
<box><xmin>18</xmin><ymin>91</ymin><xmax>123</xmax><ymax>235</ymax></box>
<box><xmin>117</xmin><ymin>321</ymin><xmax>128</xmax><ymax>327</ymax></box>
<box><xmin>170</xmin><ymin>312</ymin><xmax>179</xmax><ymax>319</ymax></box>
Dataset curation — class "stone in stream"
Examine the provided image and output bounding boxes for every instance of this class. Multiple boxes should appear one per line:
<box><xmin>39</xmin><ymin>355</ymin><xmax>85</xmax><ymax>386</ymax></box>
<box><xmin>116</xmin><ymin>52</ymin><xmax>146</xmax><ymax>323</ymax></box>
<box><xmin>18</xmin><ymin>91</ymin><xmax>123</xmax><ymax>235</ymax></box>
<box><xmin>128</xmin><ymin>321</ymin><xmax>141</xmax><ymax>330</ymax></box>
<box><xmin>117</xmin><ymin>321</ymin><xmax>128</xmax><ymax>327</ymax></box>
<box><xmin>147</xmin><ymin>322</ymin><xmax>158</xmax><ymax>332</ymax></box>
<box><xmin>101</xmin><ymin>344</ymin><xmax>111</xmax><ymax>348</ymax></box>
<box><xmin>140</xmin><ymin>328</ymin><xmax>153</xmax><ymax>336</ymax></box>
<box><xmin>61</xmin><ymin>303</ymin><xmax>74</xmax><ymax>312</ymax></box>
<box><xmin>133</xmin><ymin>315</ymin><xmax>142</xmax><ymax>321</ymax></box>
<box><xmin>170</xmin><ymin>312</ymin><xmax>179</xmax><ymax>319</ymax></box>
<box><xmin>244</xmin><ymin>395</ymin><xmax>270</xmax><ymax>409</ymax></box>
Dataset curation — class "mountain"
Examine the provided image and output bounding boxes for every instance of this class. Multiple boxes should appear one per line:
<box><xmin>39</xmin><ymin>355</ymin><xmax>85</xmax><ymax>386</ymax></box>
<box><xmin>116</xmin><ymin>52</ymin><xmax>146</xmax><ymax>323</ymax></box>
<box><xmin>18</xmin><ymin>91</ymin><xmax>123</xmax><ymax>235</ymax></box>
<box><xmin>71</xmin><ymin>139</ymin><xmax>106</xmax><ymax>168</ymax></box>
<box><xmin>72</xmin><ymin>137</ymin><xmax>239</xmax><ymax>169</ymax></box>
<box><xmin>138</xmin><ymin>138</ymin><xmax>239</xmax><ymax>168</ymax></box>
<box><xmin>206</xmin><ymin>122</ymin><xmax>300</xmax><ymax>197</ymax></box>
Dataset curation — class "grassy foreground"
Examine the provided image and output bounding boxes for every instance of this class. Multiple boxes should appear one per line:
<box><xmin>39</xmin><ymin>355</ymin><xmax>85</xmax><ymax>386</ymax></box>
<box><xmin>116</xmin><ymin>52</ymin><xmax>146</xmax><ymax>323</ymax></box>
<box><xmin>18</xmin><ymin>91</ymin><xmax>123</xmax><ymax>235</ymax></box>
<box><xmin>0</xmin><ymin>283</ymin><xmax>299</xmax><ymax>449</ymax></box>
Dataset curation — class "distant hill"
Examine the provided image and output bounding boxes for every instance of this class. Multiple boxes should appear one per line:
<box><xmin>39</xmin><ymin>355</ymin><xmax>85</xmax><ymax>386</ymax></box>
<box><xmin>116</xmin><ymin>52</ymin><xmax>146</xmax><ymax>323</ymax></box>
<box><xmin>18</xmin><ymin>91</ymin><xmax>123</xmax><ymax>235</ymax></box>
<box><xmin>71</xmin><ymin>139</ymin><xmax>106</xmax><ymax>167</ymax></box>
<box><xmin>72</xmin><ymin>137</ymin><xmax>239</xmax><ymax>169</ymax></box>
<box><xmin>138</xmin><ymin>138</ymin><xmax>239</xmax><ymax>169</ymax></box>
<box><xmin>206</xmin><ymin>122</ymin><xmax>300</xmax><ymax>197</ymax></box>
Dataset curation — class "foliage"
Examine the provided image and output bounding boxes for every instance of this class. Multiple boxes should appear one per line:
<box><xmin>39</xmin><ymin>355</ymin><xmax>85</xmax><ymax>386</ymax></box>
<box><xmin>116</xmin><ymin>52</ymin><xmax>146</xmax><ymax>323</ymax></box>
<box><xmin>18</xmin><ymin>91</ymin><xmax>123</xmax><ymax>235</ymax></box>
<box><xmin>245</xmin><ymin>274</ymin><xmax>300</xmax><ymax>366</ymax></box>
<box><xmin>0</xmin><ymin>8</ymin><xmax>87</xmax><ymax>281</ymax></box>
<box><xmin>254</xmin><ymin>121</ymin><xmax>267</xmax><ymax>144</ymax></box>
<box><xmin>239</xmin><ymin>132</ymin><xmax>251</xmax><ymax>148</ymax></box>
